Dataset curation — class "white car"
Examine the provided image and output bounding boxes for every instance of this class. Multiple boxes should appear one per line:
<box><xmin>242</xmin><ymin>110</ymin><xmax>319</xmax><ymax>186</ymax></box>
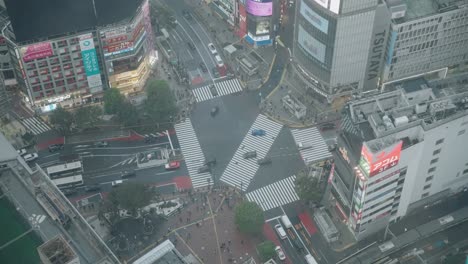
<box><xmin>214</xmin><ymin>55</ymin><xmax>224</xmax><ymax>67</ymax></box>
<box><xmin>111</xmin><ymin>180</ymin><xmax>123</xmax><ymax>187</ymax></box>
<box><xmin>23</xmin><ymin>153</ymin><xmax>38</xmax><ymax>162</ymax></box>
<box><xmin>207</xmin><ymin>43</ymin><xmax>217</xmax><ymax>55</ymax></box>
<box><xmin>275</xmin><ymin>224</ymin><xmax>287</xmax><ymax>239</ymax></box>
<box><xmin>275</xmin><ymin>246</ymin><xmax>286</xmax><ymax>260</ymax></box>
<box><xmin>17</xmin><ymin>148</ymin><xmax>27</xmax><ymax>156</ymax></box>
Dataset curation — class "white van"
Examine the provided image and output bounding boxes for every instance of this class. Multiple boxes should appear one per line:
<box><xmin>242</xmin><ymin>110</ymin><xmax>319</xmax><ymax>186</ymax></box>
<box><xmin>281</xmin><ymin>215</ymin><xmax>293</xmax><ymax>229</ymax></box>
<box><xmin>305</xmin><ymin>254</ymin><xmax>318</xmax><ymax>264</ymax></box>
<box><xmin>274</xmin><ymin>224</ymin><xmax>287</xmax><ymax>239</ymax></box>
<box><xmin>214</xmin><ymin>55</ymin><xmax>224</xmax><ymax>67</ymax></box>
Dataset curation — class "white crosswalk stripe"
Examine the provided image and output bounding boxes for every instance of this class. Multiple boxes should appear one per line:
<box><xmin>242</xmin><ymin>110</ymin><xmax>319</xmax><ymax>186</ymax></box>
<box><xmin>21</xmin><ymin>117</ymin><xmax>51</xmax><ymax>135</ymax></box>
<box><xmin>220</xmin><ymin>114</ymin><xmax>283</xmax><ymax>191</ymax></box>
<box><xmin>175</xmin><ymin>119</ymin><xmax>212</xmax><ymax>189</ymax></box>
<box><xmin>291</xmin><ymin>127</ymin><xmax>332</xmax><ymax>165</ymax></box>
<box><xmin>246</xmin><ymin>176</ymin><xmax>299</xmax><ymax>211</ymax></box>
<box><xmin>192</xmin><ymin>78</ymin><xmax>243</xmax><ymax>103</ymax></box>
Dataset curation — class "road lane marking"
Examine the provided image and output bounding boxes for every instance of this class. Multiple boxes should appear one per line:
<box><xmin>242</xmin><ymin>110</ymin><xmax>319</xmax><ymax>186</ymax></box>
<box><xmin>41</xmin><ymin>153</ymin><xmax>60</xmax><ymax>159</ymax></box>
<box><xmin>99</xmin><ymin>179</ymin><xmax>128</xmax><ymax>185</ymax></box>
<box><xmin>156</xmin><ymin>171</ymin><xmax>175</xmax><ymax>175</ymax></box>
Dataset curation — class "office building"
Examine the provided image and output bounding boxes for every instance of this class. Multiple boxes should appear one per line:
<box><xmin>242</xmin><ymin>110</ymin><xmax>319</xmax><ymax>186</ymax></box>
<box><xmin>327</xmin><ymin>77</ymin><xmax>468</xmax><ymax>240</ymax></box>
<box><xmin>292</xmin><ymin>0</ymin><xmax>391</xmax><ymax>99</ymax></box>
<box><xmin>382</xmin><ymin>0</ymin><xmax>468</xmax><ymax>83</ymax></box>
<box><xmin>3</xmin><ymin>0</ymin><xmax>155</xmax><ymax>113</ymax></box>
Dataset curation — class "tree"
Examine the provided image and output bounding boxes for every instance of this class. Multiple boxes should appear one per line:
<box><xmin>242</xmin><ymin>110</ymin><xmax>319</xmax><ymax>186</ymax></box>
<box><xmin>144</xmin><ymin>80</ymin><xmax>177</xmax><ymax>123</ymax></box>
<box><xmin>74</xmin><ymin>106</ymin><xmax>102</xmax><ymax>130</ymax></box>
<box><xmin>108</xmin><ymin>182</ymin><xmax>156</xmax><ymax>216</ymax></box>
<box><xmin>49</xmin><ymin>107</ymin><xmax>74</xmax><ymax>134</ymax></box>
<box><xmin>150</xmin><ymin>3</ymin><xmax>176</xmax><ymax>31</ymax></box>
<box><xmin>295</xmin><ymin>172</ymin><xmax>322</xmax><ymax>204</ymax></box>
<box><xmin>117</xmin><ymin>101</ymin><xmax>139</xmax><ymax>127</ymax></box>
<box><xmin>256</xmin><ymin>241</ymin><xmax>276</xmax><ymax>262</ymax></box>
<box><xmin>103</xmin><ymin>88</ymin><xmax>125</xmax><ymax>114</ymax></box>
<box><xmin>234</xmin><ymin>201</ymin><xmax>264</xmax><ymax>235</ymax></box>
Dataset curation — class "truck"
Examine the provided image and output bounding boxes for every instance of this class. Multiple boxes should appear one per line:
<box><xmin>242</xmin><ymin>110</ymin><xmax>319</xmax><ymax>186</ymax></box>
<box><xmin>281</xmin><ymin>215</ymin><xmax>293</xmax><ymax>229</ymax></box>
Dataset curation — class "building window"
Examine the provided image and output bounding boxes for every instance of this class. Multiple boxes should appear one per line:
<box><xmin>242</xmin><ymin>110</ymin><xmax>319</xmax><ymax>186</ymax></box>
<box><xmin>433</xmin><ymin>149</ymin><xmax>441</xmax><ymax>155</ymax></box>
<box><xmin>425</xmin><ymin>176</ymin><xmax>433</xmax><ymax>182</ymax></box>
<box><xmin>422</xmin><ymin>192</ymin><xmax>429</xmax><ymax>198</ymax></box>
<box><xmin>435</xmin><ymin>138</ymin><xmax>444</xmax><ymax>145</ymax></box>
<box><xmin>428</xmin><ymin>167</ymin><xmax>436</xmax><ymax>173</ymax></box>
<box><xmin>458</xmin><ymin>129</ymin><xmax>466</xmax><ymax>136</ymax></box>
<box><xmin>423</xmin><ymin>184</ymin><xmax>431</xmax><ymax>190</ymax></box>
<box><xmin>430</xmin><ymin>158</ymin><xmax>439</xmax><ymax>164</ymax></box>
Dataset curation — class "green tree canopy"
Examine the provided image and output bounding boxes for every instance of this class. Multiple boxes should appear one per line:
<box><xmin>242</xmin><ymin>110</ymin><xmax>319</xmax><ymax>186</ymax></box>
<box><xmin>295</xmin><ymin>172</ymin><xmax>322</xmax><ymax>204</ymax></box>
<box><xmin>74</xmin><ymin>105</ymin><xmax>102</xmax><ymax>130</ymax></box>
<box><xmin>150</xmin><ymin>3</ymin><xmax>176</xmax><ymax>31</ymax></box>
<box><xmin>108</xmin><ymin>182</ymin><xmax>156</xmax><ymax>215</ymax></box>
<box><xmin>144</xmin><ymin>79</ymin><xmax>177</xmax><ymax>123</ymax></box>
<box><xmin>234</xmin><ymin>201</ymin><xmax>264</xmax><ymax>235</ymax></box>
<box><xmin>103</xmin><ymin>88</ymin><xmax>125</xmax><ymax>115</ymax></box>
<box><xmin>256</xmin><ymin>241</ymin><xmax>276</xmax><ymax>262</ymax></box>
<box><xmin>117</xmin><ymin>101</ymin><xmax>139</xmax><ymax>127</ymax></box>
<box><xmin>49</xmin><ymin>107</ymin><xmax>74</xmax><ymax>135</ymax></box>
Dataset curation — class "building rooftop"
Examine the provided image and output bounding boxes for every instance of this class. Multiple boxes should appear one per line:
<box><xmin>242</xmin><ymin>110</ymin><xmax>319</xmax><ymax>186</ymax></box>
<box><xmin>4</xmin><ymin>0</ymin><xmax>143</xmax><ymax>43</ymax></box>
<box><xmin>37</xmin><ymin>235</ymin><xmax>78</xmax><ymax>264</ymax></box>
<box><xmin>390</xmin><ymin>0</ymin><xmax>467</xmax><ymax>23</ymax></box>
<box><xmin>132</xmin><ymin>240</ymin><xmax>187</xmax><ymax>264</ymax></box>
<box><xmin>0</xmin><ymin>132</ymin><xmax>18</xmax><ymax>162</ymax></box>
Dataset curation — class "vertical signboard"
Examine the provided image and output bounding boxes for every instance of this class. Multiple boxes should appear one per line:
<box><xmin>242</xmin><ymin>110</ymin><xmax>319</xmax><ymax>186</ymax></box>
<box><xmin>238</xmin><ymin>4</ymin><xmax>248</xmax><ymax>37</ymax></box>
<box><xmin>79</xmin><ymin>34</ymin><xmax>103</xmax><ymax>88</ymax></box>
<box><xmin>21</xmin><ymin>42</ymin><xmax>54</xmax><ymax>62</ymax></box>
<box><xmin>360</xmin><ymin>141</ymin><xmax>403</xmax><ymax>177</ymax></box>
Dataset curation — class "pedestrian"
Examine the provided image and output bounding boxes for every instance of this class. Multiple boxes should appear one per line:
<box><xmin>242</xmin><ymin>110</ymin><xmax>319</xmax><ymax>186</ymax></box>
<box><xmin>228</xmin><ymin>240</ymin><xmax>231</xmax><ymax>245</ymax></box>
<box><xmin>241</xmin><ymin>240</ymin><xmax>244</xmax><ymax>245</ymax></box>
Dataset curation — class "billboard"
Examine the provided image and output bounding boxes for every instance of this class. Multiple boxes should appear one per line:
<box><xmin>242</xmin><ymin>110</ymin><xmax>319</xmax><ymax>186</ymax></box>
<box><xmin>300</xmin><ymin>1</ymin><xmax>329</xmax><ymax>34</ymax></box>
<box><xmin>256</xmin><ymin>19</ymin><xmax>270</xmax><ymax>35</ymax></box>
<box><xmin>79</xmin><ymin>34</ymin><xmax>103</xmax><ymax>88</ymax></box>
<box><xmin>238</xmin><ymin>4</ymin><xmax>248</xmax><ymax>37</ymax></box>
<box><xmin>360</xmin><ymin>141</ymin><xmax>403</xmax><ymax>177</ymax></box>
<box><xmin>329</xmin><ymin>0</ymin><xmax>341</xmax><ymax>14</ymax></box>
<box><xmin>298</xmin><ymin>25</ymin><xmax>326</xmax><ymax>63</ymax></box>
<box><xmin>21</xmin><ymin>42</ymin><xmax>54</xmax><ymax>62</ymax></box>
<box><xmin>246</xmin><ymin>0</ymin><xmax>273</xmax><ymax>16</ymax></box>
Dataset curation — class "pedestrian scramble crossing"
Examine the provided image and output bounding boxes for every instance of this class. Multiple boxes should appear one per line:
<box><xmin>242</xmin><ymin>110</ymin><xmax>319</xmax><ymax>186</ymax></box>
<box><xmin>220</xmin><ymin>114</ymin><xmax>283</xmax><ymax>191</ymax></box>
<box><xmin>192</xmin><ymin>78</ymin><xmax>243</xmax><ymax>103</ymax></box>
<box><xmin>21</xmin><ymin>117</ymin><xmax>52</xmax><ymax>135</ymax></box>
<box><xmin>174</xmin><ymin>119</ymin><xmax>212</xmax><ymax>189</ymax></box>
<box><xmin>291</xmin><ymin>127</ymin><xmax>332</xmax><ymax>165</ymax></box>
<box><xmin>246</xmin><ymin>176</ymin><xmax>299</xmax><ymax>211</ymax></box>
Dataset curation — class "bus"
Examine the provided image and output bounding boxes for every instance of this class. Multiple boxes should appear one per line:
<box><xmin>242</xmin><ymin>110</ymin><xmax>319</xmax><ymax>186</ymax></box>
<box><xmin>47</xmin><ymin>161</ymin><xmax>84</xmax><ymax>189</ymax></box>
<box><xmin>305</xmin><ymin>254</ymin><xmax>318</xmax><ymax>264</ymax></box>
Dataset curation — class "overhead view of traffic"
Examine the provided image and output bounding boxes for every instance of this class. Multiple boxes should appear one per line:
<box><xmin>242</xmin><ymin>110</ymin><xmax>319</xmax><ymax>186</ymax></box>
<box><xmin>0</xmin><ymin>0</ymin><xmax>468</xmax><ymax>264</ymax></box>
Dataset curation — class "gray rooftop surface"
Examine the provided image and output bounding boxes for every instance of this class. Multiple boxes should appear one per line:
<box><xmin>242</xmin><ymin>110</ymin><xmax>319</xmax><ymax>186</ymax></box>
<box><xmin>401</xmin><ymin>0</ymin><xmax>439</xmax><ymax>21</ymax></box>
<box><xmin>4</xmin><ymin>0</ymin><xmax>143</xmax><ymax>43</ymax></box>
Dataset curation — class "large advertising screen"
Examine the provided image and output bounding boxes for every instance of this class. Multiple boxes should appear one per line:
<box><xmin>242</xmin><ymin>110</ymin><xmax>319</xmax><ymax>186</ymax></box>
<box><xmin>256</xmin><ymin>19</ymin><xmax>270</xmax><ymax>35</ymax></box>
<box><xmin>21</xmin><ymin>42</ymin><xmax>54</xmax><ymax>62</ymax></box>
<box><xmin>79</xmin><ymin>34</ymin><xmax>103</xmax><ymax>88</ymax></box>
<box><xmin>329</xmin><ymin>0</ymin><xmax>341</xmax><ymax>14</ymax></box>
<box><xmin>246</xmin><ymin>0</ymin><xmax>273</xmax><ymax>16</ymax></box>
<box><xmin>297</xmin><ymin>25</ymin><xmax>326</xmax><ymax>63</ymax></box>
<box><xmin>300</xmin><ymin>1</ymin><xmax>329</xmax><ymax>34</ymax></box>
<box><xmin>360</xmin><ymin>141</ymin><xmax>403</xmax><ymax>177</ymax></box>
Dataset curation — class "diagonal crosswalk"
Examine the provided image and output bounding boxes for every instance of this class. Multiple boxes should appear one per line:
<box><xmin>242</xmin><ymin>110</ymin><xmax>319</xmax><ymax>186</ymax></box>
<box><xmin>21</xmin><ymin>117</ymin><xmax>52</xmax><ymax>135</ymax></box>
<box><xmin>220</xmin><ymin>114</ymin><xmax>283</xmax><ymax>191</ymax></box>
<box><xmin>175</xmin><ymin>119</ymin><xmax>212</xmax><ymax>189</ymax></box>
<box><xmin>290</xmin><ymin>127</ymin><xmax>332</xmax><ymax>165</ymax></box>
<box><xmin>192</xmin><ymin>78</ymin><xmax>243</xmax><ymax>103</ymax></box>
<box><xmin>246</xmin><ymin>175</ymin><xmax>300</xmax><ymax>211</ymax></box>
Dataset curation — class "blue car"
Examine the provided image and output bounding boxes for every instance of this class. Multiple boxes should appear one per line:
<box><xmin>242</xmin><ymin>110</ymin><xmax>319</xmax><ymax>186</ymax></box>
<box><xmin>251</xmin><ymin>129</ymin><xmax>266</xmax><ymax>136</ymax></box>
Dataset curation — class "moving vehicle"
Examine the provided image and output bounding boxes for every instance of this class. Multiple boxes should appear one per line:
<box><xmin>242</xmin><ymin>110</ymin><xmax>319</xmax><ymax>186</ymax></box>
<box><xmin>211</xmin><ymin>106</ymin><xmax>219</xmax><ymax>117</ymax></box>
<box><xmin>198</xmin><ymin>165</ymin><xmax>210</xmax><ymax>173</ymax></box>
<box><xmin>274</xmin><ymin>224</ymin><xmax>287</xmax><ymax>239</ymax></box>
<box><xmin>205</xmin><ymin>158</ymin><xmax>217</xmax><ymax>166</ymax></box>
<box><xmin>305</xmin><ymin>254</ymin><xmax>318</xmax><ymax>264</ymax></box>
<box><xmin>251</xmin><ymin>129</ymin><xmax>266</xmax><ymax>136</ymax></box>
<box><xmin>214</xmin><ymin>55</ymin><xmax>224</xmax><ymax>67</ymax></box>
<box><xmin>292</xmin><ymin>239</ymin><xmax>304</xmax><ymax>251</ymax></box>
<box><xmin>165</xmin><ymin>161</ymin><xmax>180</xmax><ymax>170</ymax></box>
<box><xmin>320</xmin><ymin>123</ymin><xmax>336</xmax><ymax>131</ymax></box>
<box><xmin>199</xmin><ymin>62</ymin><xmax>208</xmax><ymax>72</ymax></box>
<box><xmin>275</xmin><ymin>246</ymin><xmax>286</xmax><ymax>260</ymax></box>
<box><xmin>17</xmin><ymin>148</ymin><xmax>27</xmax><ymax>156</ymax></box>
<box><xmin>23</xmin><ymin>153</ymin><xmax>38</xmax><ymax>162</ymax></box>
<box><xmin>52</xmin><ymin>175</ymin><xmax>84</xmax><ymax>190</ymax></box>
<box><xmin>112</xmin><ymin>180</ymin><xmax>123</xmax><ymax>187</ymax></box>
<box><xmin>85</xmin><ymin>185</ymin><xmax>101</xmax><ymax>192</ymax></box>
<box><xmin>212</xmin><ymin>67</ymin><xmax>220</xmax><ymax>78</ymax></box>
<box><xmin>121</xmin><ymin>170</ymin><xmax>136</xmax><ymax>178</ymax></box>
<box><xmin>297</xmin><ymin>142</ymin><xmax>313</xmax><ymax>150</ymax></box>
<box><xmin>94</xmin><ymin>141</ymin><xmax>109</xmax><ymax>147</ymax></box>
<box><xmin>47</xmin><ymin>161</ymin><xmax>84</xmax><ymax>189</ymax></box>
<box><xmin>281</xmin><ymin>215</ymin><xmax>293</xmax><ymax>228</ymax></box>
<box><xmin>182</xmin><ymin>10</ymin><xmax>192</xmax><ymax>20</ymax></box>
<box><xmin>187</xmin><ymin>41</ymin><xmax>196</xmax><ymax>51</ymax></box>
<box><xmin>207</xmin><ymin>43</ymin><xmax>217</xmax><ymax>55</ymax></box>
<box><xmin>257</xmin><ymin>157</ymin><xmax>272</xmax><ymax>165</ymax></box>
<box><xmin>48</xmin><ymin>144</ymin><xmax>64</xmax><ymax>152</ymax></box>
<box><xmin>243</xmin><ymin>151</ymin><xmax>257</xmax><ymax>159</ymax></box>
<box><xmin>62</xmin><ymin>188</ymin><xmax>78</xmax><ymax>197</ymax></box>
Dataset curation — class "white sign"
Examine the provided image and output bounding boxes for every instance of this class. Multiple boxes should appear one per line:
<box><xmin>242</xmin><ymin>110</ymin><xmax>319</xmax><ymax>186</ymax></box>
<box><xmin>247</xmin><ymin>32</ymin><xmax>270</xmax><ymax>41</ymax></box>
<box><xmin>297</xmin><ymin>25</ymin><xmax>326</xmax><ymax>63</ymax></box>
<box><xmin>79</xmin><ymin>33</ymin><xmax>95</xmax><ymax>51</ymax></box>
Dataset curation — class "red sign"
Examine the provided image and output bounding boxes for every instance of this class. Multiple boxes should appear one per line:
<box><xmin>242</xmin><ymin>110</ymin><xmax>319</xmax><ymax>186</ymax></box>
<box><xmin>237</xmin><ymin>4</ymin><xmax>247</xmax><ymax>38</ymax></box>
<box><xmin>105</xmin><ymin>41</ymin><xmax>133</xmax><ymax>53</ymax></box>
<box><xmin>327</xmin><ymin>163</ymin><xmax>335</xmax><ymax>183</ymax></box>
<box><xmin>21</xmin><ymin>42</ymin><xmax>54</xmax><ymax>62</ymax></box>
<box><xmin>361</xmin><ymin>141</ymin><xmax>403</xmax><ymax>177</ymax></box>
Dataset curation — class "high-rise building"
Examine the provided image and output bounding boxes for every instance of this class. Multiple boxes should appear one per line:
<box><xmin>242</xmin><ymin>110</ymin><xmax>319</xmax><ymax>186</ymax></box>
<box><xmin>292</xmin><ymin>0</ymin><xmax>391</xmax><ymax>99</ymax></box>
<box><xmin>3</xmin><ymin>0</ymin><xmax>155</xmax><ymax>113</ymax></box>
<box><xmin>327</xmin><ymin>77</ymin><xmax>468</xmax><ymax>240</ymax></box>
<box><xmin>382</xmin><ymin>0</ymin><xmax>468</xmax><ymax>83</ymax></box>
<box><xmin>0</xmin><ymin>70</ymin><xmax>9</xmax><ymax>117</ymax></box>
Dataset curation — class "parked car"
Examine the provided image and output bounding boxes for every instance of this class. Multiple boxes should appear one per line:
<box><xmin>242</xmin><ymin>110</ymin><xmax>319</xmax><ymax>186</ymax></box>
<box><xmin>210</xmin><ymin>106</ymin><xmax>219</xmax><ymax>117</ymax></box>
<box><xmin>187</xmin><ymin>41</ymin><xmax>196</xmax><ymax>51</ymax></box>
<box><xmin>243</xmin><ymin>151</ymin><xmax>257</xmax><ymax>159</ymax></box>
<box><xmin>85</xmin><ymin>185</ymin><xmax>101</xmax><ymax>192</ymax></box>
<box><xmin>165</xmin><ymin>161</ymin><xmax>180</xmax><ymax>170</ymax></box>
<box><xmin>251</xmin><ymin>129</ymin><xmax>266</xmax><ymax>136</ymax></box>
<box><xmin>275</xmin><ymin>246</ymin><xmax>286</xmax><ymax>260</ymax></box>
<box><xmin>121</xmin><ymin>170</ymin><xmax>136</xmax><ymax>178</ymax></box>
<box><xmin>207</xmin><ymin>43</ymin><xmax>217</xmax><ymax>55</ymax></box>
<box><xmin>17</xmin><ymin>148</ymin><xmax>27</xmax><ymax>156</ymax></box>
<box><xmin>292</xmin><ymin>239</ymin><xmax>304</xmax><ymax>251</ymax></box>
<box><xmin>111</xmin><ymin>180</ymin><xmax>123</xmax><ymax>187</ymax></box>
<box><xmin>23</xmin><ymin>153</ymin><xmax>38</xmax><ymax>162</ymax></box>
<box><xmin>199</xmin><ymin>62</ymin><xmax>208</xmax><ymax>73</ymax></box>
<box><xmin>274</xmin><ymin>224</ymin><xmax>287</xmax><ymax>239</ymax></box>
<box><xmin>94</xmin><ymin>141</ymin><xmax>109</xmax><ymax>147</ymax></box>
<box><xmin>257</xmin><ymin>157</ymin><xmax>272</xmax><ymax>165</ymax></box>
<box><xmin>48</xmin><ymin>144</ymin><xmax>64</xmax><ymax>152</ymax></box>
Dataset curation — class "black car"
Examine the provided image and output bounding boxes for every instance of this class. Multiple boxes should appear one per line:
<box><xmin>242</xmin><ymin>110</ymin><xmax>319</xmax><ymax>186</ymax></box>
<box><xmin>198</xmin><ymin>165</ymin><xmax>211</xmax><ymax>173</ymax></box>
<box><xmin>62</xmin><ymin>188</ymin><xmax>77</xmax><ymax>196</ymax></box>
<box><xmin>187</xmin><ymin>42</ymin><xmax>196</xmax><ymax>51</ymax></box>
<box><xmin>210</xmin><ymin>106</ymin><xmax>219</xmax><ymax>117</ymax></box>
<box><xmin>48</xmin><ymin>144</ymin><xmax>64</xmax><ymax>152</ymax></box>
<box><xmin>94</xmin><ymin>141</ymin><xmax>109</xmax><ymax>147</ymax></box>
<box><xmin>182</xmin><ymin>10</ymin><xmax>192</xmax><ymax>20</ymax></box>
<box><xmin>199</xmin><ymin>62</ymin><xmax>208</xmax><ymax>73</ymax></box>
<box><xmin>243</xmin><ymin>151</ymin><xmax>257</xmax><ymax>159</ymax></box>
<box><xmin>257</xmin><ymin>157</ymin><xmax>272</xmax><ymax>165</ymax></box>
<box><xmin>121</xmin><ymin>170</ymin><xmax>136</xmax><ymax>178</ymax></box>
<box><xmin>205</xmin><ymin>158</ymin><xmax>217</xmax><ymax>166</ymax></box>
<box><xmin>85</xmin><ymin>185</ymin><xmax>102</xmax><ymax>192</ymax></box>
